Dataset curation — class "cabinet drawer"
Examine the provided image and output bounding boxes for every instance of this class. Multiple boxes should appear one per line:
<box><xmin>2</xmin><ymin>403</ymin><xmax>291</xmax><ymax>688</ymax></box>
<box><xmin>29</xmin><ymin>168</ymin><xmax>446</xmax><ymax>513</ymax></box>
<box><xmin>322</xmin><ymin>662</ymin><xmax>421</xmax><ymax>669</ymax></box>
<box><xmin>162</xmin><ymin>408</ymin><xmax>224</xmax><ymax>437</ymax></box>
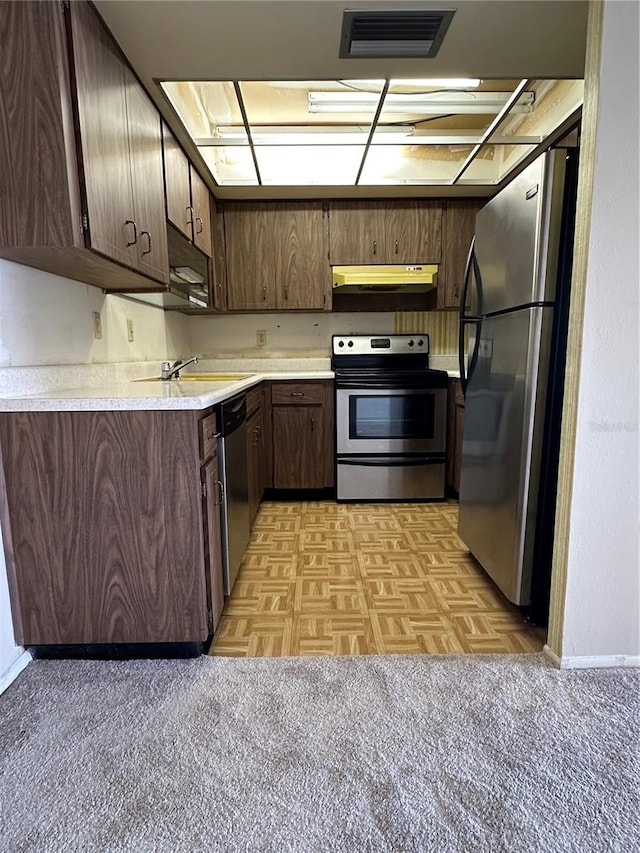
<box><xmin>200</xmin><ymin>412</ymin><xmax>219</xmax><ymax>461</ymax></box>
<box><xmin>246</xmin><ymin>383</ymin><xmax>264</xmax><ymax>417</ymax></box>
<box><xmin>271</xmin><ymin>382</ymin><xmax>325</xmax><ymax>405</ymax></box>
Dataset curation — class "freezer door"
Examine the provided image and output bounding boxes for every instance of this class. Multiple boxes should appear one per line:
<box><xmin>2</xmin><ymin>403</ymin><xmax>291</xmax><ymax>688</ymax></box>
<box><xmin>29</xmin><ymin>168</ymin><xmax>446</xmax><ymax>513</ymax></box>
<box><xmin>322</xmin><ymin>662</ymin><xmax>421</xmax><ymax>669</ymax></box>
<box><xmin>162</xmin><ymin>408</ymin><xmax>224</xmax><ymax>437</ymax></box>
<box><xmin>475</xmin><ymin>151</ymin><xmax>567</xmax><ymax>314</ymax></box>
<box><xmin>457</xmin><ymin>307</ymin><xmax>555</xmax><ymax>605</ymax></box>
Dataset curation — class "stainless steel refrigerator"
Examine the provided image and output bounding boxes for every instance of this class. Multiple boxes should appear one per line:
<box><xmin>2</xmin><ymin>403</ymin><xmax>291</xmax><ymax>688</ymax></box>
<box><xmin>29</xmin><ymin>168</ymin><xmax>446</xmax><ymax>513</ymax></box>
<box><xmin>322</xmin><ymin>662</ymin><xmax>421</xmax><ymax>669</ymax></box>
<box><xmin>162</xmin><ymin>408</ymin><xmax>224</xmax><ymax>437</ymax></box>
<box><xmin>457</xmin><ymin>147</ymin><xmax>578</xmax><ymax>620</ymax></box>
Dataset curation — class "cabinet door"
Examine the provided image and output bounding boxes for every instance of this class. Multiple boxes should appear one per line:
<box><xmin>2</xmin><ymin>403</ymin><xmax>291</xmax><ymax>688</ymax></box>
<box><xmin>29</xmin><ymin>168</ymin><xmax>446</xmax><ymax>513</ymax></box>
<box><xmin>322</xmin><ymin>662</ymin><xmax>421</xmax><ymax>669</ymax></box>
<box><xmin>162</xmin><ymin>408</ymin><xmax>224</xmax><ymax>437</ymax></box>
<box><xmin>225</xmin><ymin>204</ymin><xmax>276</xmax><ymax>310</ymax></box>
<box><xmin>162</xmin><ymin>124</ymin><xmax>192</xmax><ymax>240</ymax></box>
<box><xmin>272</xmin><ymin>405</ymin><xmax>333</xmax><ymax>489</ymax></box>
<box><xmin>439</xmin><ymin>201</ymin><xmax>483</xmax><ymax>309</ymax></box>
<box><xmin>202</xmin><ymin>449</ymin><xmax>225</xmax><ymax>632</ymax></box>
<box><xmin>211</xmin><ymin>199</ymin><xmax>227</xmax><ymax>311</ymax></box>
<box><xmin>190</xmin><ymin>168</ymin><xmax>213</xmax><ymax>257</ymax></box>
<box><xmin>386</xmin><ymin>201</ymin><xmax>443</xmax><ymax>264</ymax></box>
<box><xmin>328</xmin><ymin>202</ymin><xmax>382</xmax><ymax>264</ymax></box>
<box><xmin>126</xmin><ymin>72</ymin><xmax>169</xmax><ymax>284</ymax></box>
<box><xmin>273</xmin><ymin>203</ymin><xmax>329</xmax><ymax>310</ymax></box>
<box><xmin>70</xmin><ymin>1</ymin><xmax>135</xmax><ymax>269</ymax></box>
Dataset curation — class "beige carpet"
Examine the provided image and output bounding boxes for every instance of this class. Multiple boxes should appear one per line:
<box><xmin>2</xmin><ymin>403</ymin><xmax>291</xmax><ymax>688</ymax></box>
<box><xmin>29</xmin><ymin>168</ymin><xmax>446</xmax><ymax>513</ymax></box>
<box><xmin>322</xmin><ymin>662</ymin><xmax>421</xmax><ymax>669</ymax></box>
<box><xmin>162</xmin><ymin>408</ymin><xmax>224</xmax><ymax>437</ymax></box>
<box><xmin>0</xmin><ymin>654</ymin><xmax>638</xmax><ymax>851</ymax></box>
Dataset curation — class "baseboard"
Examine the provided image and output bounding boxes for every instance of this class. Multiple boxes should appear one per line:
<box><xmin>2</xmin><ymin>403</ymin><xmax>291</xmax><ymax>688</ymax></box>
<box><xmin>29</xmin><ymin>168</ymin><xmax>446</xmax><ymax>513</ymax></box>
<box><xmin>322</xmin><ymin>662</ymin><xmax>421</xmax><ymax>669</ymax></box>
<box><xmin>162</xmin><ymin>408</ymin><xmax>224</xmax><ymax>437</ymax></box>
<box><xmin>0</xmin><ymin>650</ymin><xmax>31</xmax><ymax>695</ymax></box>
<box><xmin>544</xmin><ymin>645</ymin><xmax>640</xmax><ymax>669</ymax></box>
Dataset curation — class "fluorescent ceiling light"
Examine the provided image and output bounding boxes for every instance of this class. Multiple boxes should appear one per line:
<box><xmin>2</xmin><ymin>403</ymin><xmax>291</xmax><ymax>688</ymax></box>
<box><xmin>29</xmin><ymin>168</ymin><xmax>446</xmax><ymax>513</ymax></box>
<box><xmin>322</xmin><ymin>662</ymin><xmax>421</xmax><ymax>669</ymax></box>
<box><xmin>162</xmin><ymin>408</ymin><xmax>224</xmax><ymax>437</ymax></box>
<box><xmin>308</xmin><ymin>91</ymin><xmax>534</xmax><ymax>115</ymax></box>
<box><xmin>196</xmin><ymin>125</ymin><xmax>411</xmax><ymax>146</ymax></box>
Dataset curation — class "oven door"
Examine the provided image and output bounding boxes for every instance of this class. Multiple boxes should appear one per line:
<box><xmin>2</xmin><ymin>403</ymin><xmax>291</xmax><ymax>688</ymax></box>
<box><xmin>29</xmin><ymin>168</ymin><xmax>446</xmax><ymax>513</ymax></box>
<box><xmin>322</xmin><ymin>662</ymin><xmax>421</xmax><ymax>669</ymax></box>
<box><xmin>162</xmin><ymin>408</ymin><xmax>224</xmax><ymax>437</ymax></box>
<box><xmin>336</xmin><ymin>385</ymin><xmax>447</xmax><ymax>455</ymax></box>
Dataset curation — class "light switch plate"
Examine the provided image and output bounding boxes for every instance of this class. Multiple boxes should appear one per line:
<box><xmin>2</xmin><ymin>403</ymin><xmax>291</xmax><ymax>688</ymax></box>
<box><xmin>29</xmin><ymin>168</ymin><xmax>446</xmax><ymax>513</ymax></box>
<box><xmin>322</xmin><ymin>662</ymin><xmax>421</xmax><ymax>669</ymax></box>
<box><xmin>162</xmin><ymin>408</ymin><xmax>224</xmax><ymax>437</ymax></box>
<box><xmin>256</xmin><ymin>330</ymin><xmax>267</xmax><ymax>347</ymax></box>
<box><xmin>92</xmin><ymin>311</ymin><xmax>102</xmax><ymax>340</ymax></box>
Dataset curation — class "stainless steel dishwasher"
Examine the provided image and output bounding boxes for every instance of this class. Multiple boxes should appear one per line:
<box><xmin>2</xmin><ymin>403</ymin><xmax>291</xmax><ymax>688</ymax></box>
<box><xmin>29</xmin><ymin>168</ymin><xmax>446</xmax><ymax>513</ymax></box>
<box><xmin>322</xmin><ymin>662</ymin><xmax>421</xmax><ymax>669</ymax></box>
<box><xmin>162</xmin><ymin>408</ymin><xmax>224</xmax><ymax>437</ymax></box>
<box><xmin>219</xmin><ymin>394</ymin><xmax>250</xmax><ymax>595</ymax></box>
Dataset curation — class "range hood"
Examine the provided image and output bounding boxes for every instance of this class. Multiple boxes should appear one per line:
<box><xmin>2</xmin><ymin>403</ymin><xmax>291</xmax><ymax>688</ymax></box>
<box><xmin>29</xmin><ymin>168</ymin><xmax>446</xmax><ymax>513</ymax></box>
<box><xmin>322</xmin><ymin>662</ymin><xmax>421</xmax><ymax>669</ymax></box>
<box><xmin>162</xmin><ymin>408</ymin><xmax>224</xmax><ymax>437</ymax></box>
<box><xmin>332</xmin><ymin>264</ymin><xmax>438</xmax><ymax>294</ymax></box>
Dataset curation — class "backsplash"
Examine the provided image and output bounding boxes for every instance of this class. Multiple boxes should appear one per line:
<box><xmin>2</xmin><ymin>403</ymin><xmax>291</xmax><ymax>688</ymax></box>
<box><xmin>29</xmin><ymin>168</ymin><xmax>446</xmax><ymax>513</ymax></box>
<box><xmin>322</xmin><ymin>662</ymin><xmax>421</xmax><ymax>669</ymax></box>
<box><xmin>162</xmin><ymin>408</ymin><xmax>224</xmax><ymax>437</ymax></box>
<box><xmin>394</xmin><ymin>312</ymin><xmax>459</xmax><ymax>354</ymax></box>
<box><xmin>190</xmin><ymin>311</ymin><xmax>460</xmax><ymax>358</ymax></box>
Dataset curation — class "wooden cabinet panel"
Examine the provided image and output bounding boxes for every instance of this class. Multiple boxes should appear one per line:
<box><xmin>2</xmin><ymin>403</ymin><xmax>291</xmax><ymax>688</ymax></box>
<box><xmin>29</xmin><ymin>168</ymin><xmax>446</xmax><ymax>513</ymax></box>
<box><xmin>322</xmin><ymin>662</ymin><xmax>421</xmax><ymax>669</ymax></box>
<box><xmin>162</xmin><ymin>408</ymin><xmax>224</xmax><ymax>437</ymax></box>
<box><xmin>439</xmin><ymin>200</ymin><xmax>483</xmax><ymax>309</ymax></box>
<box><xmin>446</xmin><ymin>379</ymin><xmax>465</xmax><ymax>494</ymax></box>
<box><xmin>388</xmin><ymin>201</ymin><xmax>442</xmax><ymax>264</ymax></box>
<box><xmin>0</xmin><ymin>1</ymin><xmax>171</xmax><ymax>292</ymax></box>
<box><xmin>202</xmin><ymin>447</ymin><xmax>224</xmax><ymax>632</ymax></box>
<box><xmin>273</xmin><ymin>407</ymin><xmax>326</xmax><ymax>489</ymax></box>
<box><xmin>225</xmin><ymin>204</ymin><xmax>275</xmax><ymax>310</ymax></box>
<box><xmin>273</xmin><ymin>203</ymin><xmax>329</xmax><ymax>310</ymax></box>
<box><xmin>0</xmin><ymin>411</ymin><xmax>208</xmax><ymax>646</ymax></box>
<box><xmin>328</xmin><ymin>202</ymin><xmax>380</xmax><ymax>264</ymax></box>
<box><xmin>190</xmin><ymin>168</ymin><xmax>213</xmax><ymax>257</ymax></box>
<box><xmin>199</xmin><ymin>412</ymin><xmax>218</xmax><ymax>462</ymax></box>
<box><xmin>224</xmin><ymin>202</ymin><xmax>329</xmax><ymax>311</ymax></box>
<box><xmin>211</xmin><ymin>198</ymin><xmax>227</xmax><ymax>311</ymax></box>
<box><xmin>0</xmin><ymin>1</ymin><xmax>82</xmax><ymax>250</ymax></box>
<box><xmin>329</xmin><ymin>201</ymin><xmax>442</xmax><ymax>265</ymax></box>
<box><xmin>126</xmin><ymin>72</ymin><xmax>169</xmax><ymax>283</ymax></box>
<box><xmin>70</xmin><ymin>0</ymin><xmax>135</xmax><ymax>270</ymax></box>
<box><xmin>271</xmin><ymin>380</ymin><xmax>334</xmax><ymax>489</ymax></box>
<box><xmin>162</xmin><ymin>124</ymin><xmax>191</xmax><ymax>239</ymax></box>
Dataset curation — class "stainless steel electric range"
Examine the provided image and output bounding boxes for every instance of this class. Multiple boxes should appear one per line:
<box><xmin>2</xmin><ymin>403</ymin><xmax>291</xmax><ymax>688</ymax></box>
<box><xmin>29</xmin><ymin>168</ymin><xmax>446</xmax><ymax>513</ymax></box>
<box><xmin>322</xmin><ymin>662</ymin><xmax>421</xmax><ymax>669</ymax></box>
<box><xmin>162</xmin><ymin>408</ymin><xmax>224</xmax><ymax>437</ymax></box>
<box><xmin>332</xmin><ymin>334</ymin><xmax>449</xmax><ymax>501</ymax></box>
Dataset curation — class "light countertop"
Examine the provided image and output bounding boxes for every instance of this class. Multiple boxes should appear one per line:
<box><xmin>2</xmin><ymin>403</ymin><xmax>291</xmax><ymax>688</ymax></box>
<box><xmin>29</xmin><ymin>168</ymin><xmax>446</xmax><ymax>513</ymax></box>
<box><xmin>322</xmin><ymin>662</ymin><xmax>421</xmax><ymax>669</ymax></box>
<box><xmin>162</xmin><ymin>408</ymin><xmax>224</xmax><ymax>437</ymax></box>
<box><xmin>0</xmin><ymin>370</ymin><xmax>334</xmax><ymax>412</ymax></box>
<box><xmin>0</xmin><ymin>361</ymin><xmax>460</xmax><ymax>412</ymax></box>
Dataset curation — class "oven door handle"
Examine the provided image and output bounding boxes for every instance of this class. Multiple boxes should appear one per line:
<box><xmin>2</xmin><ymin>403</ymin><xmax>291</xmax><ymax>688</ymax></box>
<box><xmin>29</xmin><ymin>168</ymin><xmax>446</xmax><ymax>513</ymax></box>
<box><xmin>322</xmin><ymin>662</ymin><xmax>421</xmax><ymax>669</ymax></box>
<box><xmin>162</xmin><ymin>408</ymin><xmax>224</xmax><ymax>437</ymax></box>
<box><xmin>338</xmin><ymin>456</ymin><xmax>445</xmax><ymax>467</ymax></box>
<box><xmin>335</xmin><ymin>380</ymin><xmax>446</xmax><ymax>390</ymax></box>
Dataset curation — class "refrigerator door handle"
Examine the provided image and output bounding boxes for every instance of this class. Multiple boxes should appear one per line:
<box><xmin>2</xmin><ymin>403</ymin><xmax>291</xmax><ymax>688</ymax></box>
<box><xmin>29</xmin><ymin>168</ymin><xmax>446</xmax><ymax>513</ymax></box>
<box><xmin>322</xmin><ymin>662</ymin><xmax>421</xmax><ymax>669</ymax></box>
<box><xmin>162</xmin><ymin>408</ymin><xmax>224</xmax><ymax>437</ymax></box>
<box><xmin>460</xmin><ymin>318</ymin><xmax>482</xmax><ymax>397</ymax></box>
<box><xmin>459</xmin><ymin>236</ymin><xmax>476</xmax><ymax>322</ymax></box>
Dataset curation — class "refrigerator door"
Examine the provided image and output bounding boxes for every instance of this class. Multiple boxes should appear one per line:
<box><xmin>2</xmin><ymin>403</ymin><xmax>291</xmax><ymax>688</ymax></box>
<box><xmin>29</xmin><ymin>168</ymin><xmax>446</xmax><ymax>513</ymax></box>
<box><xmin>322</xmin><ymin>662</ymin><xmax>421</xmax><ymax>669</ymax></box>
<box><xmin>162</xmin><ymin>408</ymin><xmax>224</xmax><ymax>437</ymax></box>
<box><xmin>475</xmin><ymin>151</ymin><xmax>567</xmax><ymax>314</ymax></box>
<box><xmin>457</xmin><ymin>306</ymin><xmax>555</xmax><ymax>605</ymax></box>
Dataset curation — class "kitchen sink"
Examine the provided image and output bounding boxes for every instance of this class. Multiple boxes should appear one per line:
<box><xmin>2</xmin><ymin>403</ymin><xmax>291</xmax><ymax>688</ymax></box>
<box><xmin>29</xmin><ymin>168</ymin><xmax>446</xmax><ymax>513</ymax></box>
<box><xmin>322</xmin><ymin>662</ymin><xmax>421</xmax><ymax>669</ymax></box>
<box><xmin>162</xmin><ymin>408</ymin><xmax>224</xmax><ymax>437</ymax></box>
<box><xmin>135</xmin><ymin>373</ymin><xmax>255</xmax><ymax>382</ymax></box>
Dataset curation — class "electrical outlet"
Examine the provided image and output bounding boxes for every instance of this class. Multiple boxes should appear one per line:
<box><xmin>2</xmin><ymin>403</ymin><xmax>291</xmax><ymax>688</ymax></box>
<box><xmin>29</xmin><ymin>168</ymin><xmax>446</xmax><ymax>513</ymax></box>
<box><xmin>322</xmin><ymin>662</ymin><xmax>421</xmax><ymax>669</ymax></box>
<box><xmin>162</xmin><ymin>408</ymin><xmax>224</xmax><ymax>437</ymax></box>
<box><xmin>126</xmin><ymin>318</ymin><xmax>135</xmax><ymax>342</ymax></box>
<box><xmin>256</xmin><ymin>330</ymin><xmax>267</xmax><ymax>347</ymax></box>
<box><xmin>92</xmin><ymin>311</ymin><xmax>103</xmax><ymax>340</ymax></box>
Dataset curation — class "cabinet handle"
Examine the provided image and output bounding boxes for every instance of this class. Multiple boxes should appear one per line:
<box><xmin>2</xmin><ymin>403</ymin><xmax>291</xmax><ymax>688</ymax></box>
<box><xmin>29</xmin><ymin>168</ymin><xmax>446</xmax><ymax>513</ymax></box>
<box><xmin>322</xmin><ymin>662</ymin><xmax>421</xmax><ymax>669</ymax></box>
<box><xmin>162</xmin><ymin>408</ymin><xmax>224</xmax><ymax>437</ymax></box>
<box><xmin>215</xmin><ymin>479</ymin><xmax>224</xmax><ymax>505</ymax></box>
<box><xmin>373</xmin><ymin>240</ymin><xmax>377</xmax><ymax>256</ymax></box>
<box><xmin>125</xmin><ymin>219</ymin><xmax>138</xmax><ymax>247</ymax></box>
<box><xmin>195</xmin><ymin>216</ymin><xmax>203</xmax><ymax>234</ymax></box>
<box><xmin>284</xmin><ymin>285</ymin><xmax>289</xmax><ymax>301</ymax></box>
<box><xmin>186</xmin><ymin>206</ymin><xmax>194</xmax><ymax>226</ymax></box>
<box><xmin>141</xmin><ymin>230</ymin><xmax>152</xmax><ymax>256</ymax></box>
<box><xmin>395</xmin><ymin>239</ymin><xmax>399</xmax><ymax>255</ymax></box>
<box><xmin>262</xmin><ymin>286</ymin><xmax>267</xmax><ymax>300</ymax></box>
<box><xmin>310</xmin><ymin>417</ymin><xmax>314</xmax><ymax>432</ymax></box>
<box><xmin>290</xmin><ymin>392</ymin><xmax>304</xmax><ymax>397</ymax></box>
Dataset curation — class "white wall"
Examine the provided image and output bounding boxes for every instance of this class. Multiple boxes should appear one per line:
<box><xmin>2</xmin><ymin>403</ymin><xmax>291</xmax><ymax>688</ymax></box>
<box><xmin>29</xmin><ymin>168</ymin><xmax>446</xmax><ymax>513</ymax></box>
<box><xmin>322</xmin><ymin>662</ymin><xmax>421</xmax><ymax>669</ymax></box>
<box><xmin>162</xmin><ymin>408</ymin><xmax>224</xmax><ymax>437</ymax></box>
<box><xmin>0</xmin><ymin>259</ymin><xmax>190</xmax><ymax>368</ymax></box>
<box><xmin>0</xmin><ymin>258</ymin><xmax>191</xmax><ymax>689</ymax></box>
<box><xmin>559</xmin><ymin>0</ymin><xmax>639</xmax><ymax>660</ymax></box>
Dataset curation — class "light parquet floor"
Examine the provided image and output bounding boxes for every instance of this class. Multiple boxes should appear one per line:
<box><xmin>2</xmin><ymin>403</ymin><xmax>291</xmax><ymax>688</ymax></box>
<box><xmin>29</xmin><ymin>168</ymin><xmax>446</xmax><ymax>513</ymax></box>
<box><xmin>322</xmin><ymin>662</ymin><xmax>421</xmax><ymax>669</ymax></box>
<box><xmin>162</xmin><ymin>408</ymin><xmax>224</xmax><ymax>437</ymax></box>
<box><xmin>210</xmin><ymin>501</ymin><xmax>546</xmax><ymax>658</ymax></box>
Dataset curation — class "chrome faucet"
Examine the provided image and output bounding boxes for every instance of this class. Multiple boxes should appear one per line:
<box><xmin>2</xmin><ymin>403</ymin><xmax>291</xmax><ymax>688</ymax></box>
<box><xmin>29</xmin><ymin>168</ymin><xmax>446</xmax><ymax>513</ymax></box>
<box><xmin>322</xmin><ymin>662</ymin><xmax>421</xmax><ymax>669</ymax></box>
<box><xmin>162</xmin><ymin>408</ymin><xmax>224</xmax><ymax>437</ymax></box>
<box><xmin>161</xmin><ymin>356</ymin><xmax>199</xmax><ymax>380</ymax></box>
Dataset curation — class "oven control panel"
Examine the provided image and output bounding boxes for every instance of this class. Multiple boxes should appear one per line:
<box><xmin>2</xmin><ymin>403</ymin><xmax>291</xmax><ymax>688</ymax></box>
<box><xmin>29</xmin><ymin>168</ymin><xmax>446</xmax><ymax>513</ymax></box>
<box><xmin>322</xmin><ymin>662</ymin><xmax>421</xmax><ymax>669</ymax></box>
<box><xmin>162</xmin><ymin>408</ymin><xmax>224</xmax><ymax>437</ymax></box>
<box><xmin>332</xmin><ymin>334</ymin><xmax>429</xmax><ymax>356</ymax></box>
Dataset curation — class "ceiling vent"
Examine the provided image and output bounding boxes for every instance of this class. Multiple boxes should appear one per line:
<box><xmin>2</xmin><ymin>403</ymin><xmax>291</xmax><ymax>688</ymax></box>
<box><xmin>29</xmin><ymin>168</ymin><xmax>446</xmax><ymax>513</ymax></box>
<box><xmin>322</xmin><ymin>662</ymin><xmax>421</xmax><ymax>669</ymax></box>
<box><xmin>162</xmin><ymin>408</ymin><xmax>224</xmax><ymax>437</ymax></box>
<box><xmin>339</xmin><ymin>9</ymin><xmax>455</xmax><ymax>58</ymax></box>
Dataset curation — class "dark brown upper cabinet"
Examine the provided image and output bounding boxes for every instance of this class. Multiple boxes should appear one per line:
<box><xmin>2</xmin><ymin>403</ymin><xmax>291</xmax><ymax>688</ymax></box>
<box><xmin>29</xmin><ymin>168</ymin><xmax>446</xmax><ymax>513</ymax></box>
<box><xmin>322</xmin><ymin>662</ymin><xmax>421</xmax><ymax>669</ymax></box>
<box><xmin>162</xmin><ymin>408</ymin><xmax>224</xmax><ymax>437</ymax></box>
<box><xmin>162</xmin><ymin>124</ymin><xmax>213</xmax><ymax>258</ymax></box>
<box><xmin>438</xmin><ymin>200</ymin><xmax>484</xmax><ymax>310</ymax></box>
<box><xmin>328</xmin><ymin>201</ymin><xmax>443</xmax><ymax>265</ymax></box>
<box><xmin>0</xmin><ymin>0</ymin><xmax>168</xmax><ymax>291</ymax></box>
<box><xmin>224</xmin><ymin>202</ymin><xmax>330</xmax><ymax>312</ymax></box>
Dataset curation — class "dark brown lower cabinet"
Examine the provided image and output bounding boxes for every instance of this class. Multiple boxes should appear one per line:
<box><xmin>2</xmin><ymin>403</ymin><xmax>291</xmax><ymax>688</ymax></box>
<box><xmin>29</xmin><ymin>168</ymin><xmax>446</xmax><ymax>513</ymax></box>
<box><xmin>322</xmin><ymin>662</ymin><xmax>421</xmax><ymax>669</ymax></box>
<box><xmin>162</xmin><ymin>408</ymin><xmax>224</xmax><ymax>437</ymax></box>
<box><xmin>0</xmin><ymin>409</ymin><xmax>220</xmax><ymax>647</ymax></box>
<box><xmin>271</xmin><ymin>381</ymin><xmax>334</xmax><ymax>489</ymax></box>
<box><xmin>446</xmin><ymin>379</ymin><xmax>465</xmax><ymax>494</ymax></box>
<box><xmin>201</xmin><ymin>420</ymin><xmax>225</xmax><ymax>632</ymax></box>
<box><xmin>247</xmin><ymin>407</ymin><xmax>266</xmax><ymax>525</ymax></box>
